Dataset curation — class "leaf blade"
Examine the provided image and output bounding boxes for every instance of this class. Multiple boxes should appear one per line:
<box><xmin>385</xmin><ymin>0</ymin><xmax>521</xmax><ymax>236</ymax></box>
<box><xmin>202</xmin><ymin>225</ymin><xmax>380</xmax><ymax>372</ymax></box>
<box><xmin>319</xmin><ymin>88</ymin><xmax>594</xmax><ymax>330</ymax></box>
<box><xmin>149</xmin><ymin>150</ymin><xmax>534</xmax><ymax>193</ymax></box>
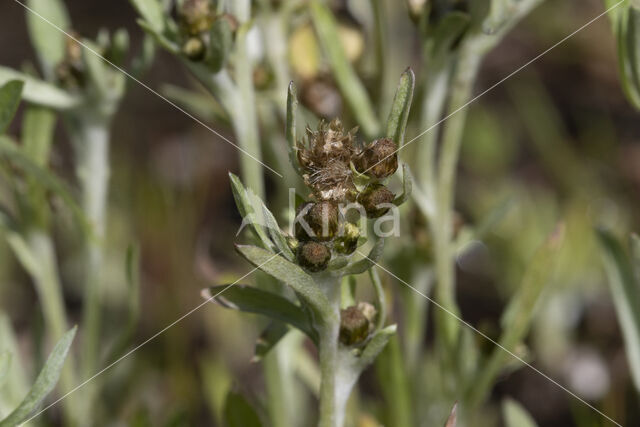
<box><xmin>0</xmin><ymin>67</ymin><xmax>79</xmax><ymax>110</ymax></box>
<box><xmin>386</xmin><ymin>69</ymin><xmax>415</xmax><ymax>147</ymax></box>
<box><xmin>26</xmin><ymin>0</ymin><xmax>70</xmax><ymax>77</ymax></box>
<box><xmin>0</xmin><ymin>80</ymin><xmax>24</xmax><ymax>134</ymax></box>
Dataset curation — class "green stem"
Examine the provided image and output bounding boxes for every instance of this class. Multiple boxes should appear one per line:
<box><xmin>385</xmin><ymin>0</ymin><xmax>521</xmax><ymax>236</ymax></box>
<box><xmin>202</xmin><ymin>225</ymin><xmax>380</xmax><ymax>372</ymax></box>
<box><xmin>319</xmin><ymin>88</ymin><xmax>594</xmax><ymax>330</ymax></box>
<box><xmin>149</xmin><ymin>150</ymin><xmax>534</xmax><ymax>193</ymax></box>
<box><xmin>433</xmin><ymin>41</ymin><xmax>481</xmax><ymax>349</ymax></box>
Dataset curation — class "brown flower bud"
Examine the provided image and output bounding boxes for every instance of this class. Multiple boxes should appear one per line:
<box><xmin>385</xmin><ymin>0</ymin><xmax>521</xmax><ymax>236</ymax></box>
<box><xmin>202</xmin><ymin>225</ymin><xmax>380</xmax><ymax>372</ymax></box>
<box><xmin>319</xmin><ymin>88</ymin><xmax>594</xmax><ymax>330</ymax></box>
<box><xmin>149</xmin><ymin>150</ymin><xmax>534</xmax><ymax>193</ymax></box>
<box><xmin>339</xmin><ymin>306</ymin><xmax>370</xmax><ymax>345</ymax></box>
<box><xmin>354</xmin><ymin>138</ymin><xmax>398</xmax><ymax>179</ymax></box>
<box><xmin>357</xmin><ymin>184</ymin><xmax>394</xmax><ymax>218</ymax></box>
<box><xmin>297</xmin><ymin>242</ymin><xmax>331</xmax><ymax>272</ymax></box>
<box><xmin>179</xmin><ymin>0</ymin><xmax>213</xmax><ymax>35</ymax></box>
<box><xmin>182</xmin><ymin>36</ymin><xmax>206</xmax><ymax>61</ymax></box>
<box><xmin>334</xmin><ymin>222</ymin><xmax>360</xmax><ymax>255</ymax></box>
<box><xmin>295</xmin><ymin>201</ymin><xmax>339</xmax><ymax>241</ymax></box>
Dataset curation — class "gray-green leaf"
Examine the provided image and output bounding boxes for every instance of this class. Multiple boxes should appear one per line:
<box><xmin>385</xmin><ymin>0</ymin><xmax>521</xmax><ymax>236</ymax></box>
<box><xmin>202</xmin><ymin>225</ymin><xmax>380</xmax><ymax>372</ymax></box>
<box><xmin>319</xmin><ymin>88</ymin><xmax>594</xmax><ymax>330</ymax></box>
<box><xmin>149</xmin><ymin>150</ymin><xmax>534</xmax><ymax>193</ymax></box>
<box><xmin>286</xmin><ymin>82</ymin><xmax>300</xmax><ymax>174</ymax></box>
<box><xmin>386</xmin><ymin>69</ymin><xmax>415</xmax><ymax>147</ymax></box>
<box><xmin>207</xmin><ymin>16</ymin><xmax>233</xmax><ymax>73</ymax></box>
<box><xmin>357</xmin><ymin>324</ymin><xmax>396</xmax><ymax>369</ymax></box>
<box><xmin>129</xmin><ymin>0</ymin><xmax>165</xmax><ymax>34</ymax></box>
<box><xmin>0</xmin><ymin>80</ymin><xmax>24</xmax><ymax>134</ymax></box>
<box><xmin>26</xmin><ymin>0</ymin><xmax>70</xmax><ymax>77</ymax></box>
<box><xmin>0</xmin><ymin>67</ymin><xmax>80</xmax><ymax>110</ymax></box>
<box><xmin>223</xmin><ymin>390</ymin><xmax>262</xmax><ymax>427</ymax></box>
<box><xmin>0</xmin><ymin>326</ymin><xmax>77</xmax><ymax>426</ymax></box>
<box><xmin>235</xmin><ymin>245</ymin><xmax>334</xmax><ymax>322</ymax></box>
<box><xmin>0</xmin><ymin>351</ymin><xmax>10</xmax><ymax>388</ymax></box>
<box><xmin>203</xmin><ymin>285</ymin><xmax>316</xmax><ymax>341</ymax></box>
<box><xmin>253</xmin><ymin>322</ymin><xmax>289</xmax><ymax>363</ymax></box>
<box><xmin>597</xmin><ymin>229</ymin><xmax>640</xmax><ymax>392</ymax></box>
<box><xmin>502</xmin><ymin>398</ymin><xmax>538</xmax><ymax>427</ymax></box>
<box><xmin>393</xmin><ymin>163</ymin><xmax>413</xmax><ymax>206</ymax></box>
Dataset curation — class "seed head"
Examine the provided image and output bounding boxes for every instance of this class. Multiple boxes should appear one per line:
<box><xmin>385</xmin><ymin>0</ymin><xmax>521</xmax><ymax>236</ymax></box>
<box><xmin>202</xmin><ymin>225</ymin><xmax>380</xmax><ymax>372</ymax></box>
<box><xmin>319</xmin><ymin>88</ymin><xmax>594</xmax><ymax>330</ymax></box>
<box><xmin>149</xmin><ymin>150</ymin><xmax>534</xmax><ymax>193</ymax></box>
<box><xmin>295</xmin><ymin>201</ymin><xmax>339</xmax><ymax>241</ymax></box>
<box><xmin>354</xmin><ymin>138</ymin><xmax>398</xmax><ymax>179</ymax></box>
<box><xmin>297</xmin><ymin>242</ymin><xmax>331</xmax><ymax>272</ymax></box>
<box><xmin>339</xmin><ymin>306</ymin><xmax>370</xmax><ymax>345</ymax></box>
<box><xmin>357</xmin><ymin>184</ymin><xmax>395</xmax><ymax>218</ymax></box>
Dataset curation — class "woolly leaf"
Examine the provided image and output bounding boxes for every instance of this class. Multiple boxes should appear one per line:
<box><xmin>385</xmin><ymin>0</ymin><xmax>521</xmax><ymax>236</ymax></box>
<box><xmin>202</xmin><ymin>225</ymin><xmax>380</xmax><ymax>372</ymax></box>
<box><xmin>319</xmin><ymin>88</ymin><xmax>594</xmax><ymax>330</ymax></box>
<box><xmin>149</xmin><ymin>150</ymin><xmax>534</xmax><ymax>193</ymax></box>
<box><xmin>0</xmin><ymin>67</ymin><xmax>79</xmax><ymax>110</ymax></box>
<box><xmin>26</xmin><ymin>0</ymin><xmax>70</xmax><ymax>76</ymax></box>
<box><xmin>386</xmin><ymin>69</ymin><xmax>415</xmax><ymax>147</ymax></box>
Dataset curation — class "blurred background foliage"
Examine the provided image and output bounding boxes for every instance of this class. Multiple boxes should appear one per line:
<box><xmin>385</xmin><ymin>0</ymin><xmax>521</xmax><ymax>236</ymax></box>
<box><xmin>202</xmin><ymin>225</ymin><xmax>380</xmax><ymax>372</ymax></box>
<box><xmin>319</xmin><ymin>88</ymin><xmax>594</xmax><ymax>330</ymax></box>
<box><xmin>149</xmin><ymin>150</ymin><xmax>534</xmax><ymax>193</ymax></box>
<box><xmin>0</xmin><ymin>0</ymin><xmax>639</xmax><ymax>426</ymax></box>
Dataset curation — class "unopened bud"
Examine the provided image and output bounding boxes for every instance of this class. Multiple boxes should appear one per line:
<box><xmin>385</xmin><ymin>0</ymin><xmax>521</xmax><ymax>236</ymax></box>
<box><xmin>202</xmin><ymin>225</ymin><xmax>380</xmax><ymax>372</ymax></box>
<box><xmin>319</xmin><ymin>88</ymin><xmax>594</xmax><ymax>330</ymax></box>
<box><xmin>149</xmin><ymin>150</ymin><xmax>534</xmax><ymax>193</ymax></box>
<box><xmin>295</xmin><ymin>201</ymin><xmax>339</xmax><ymax>242</ymax></box>
<box><xmin>297</xmin><ymin>241</ymin><xmax>331</xmax><ymax>272</ymax></box>
<box><xmin>182</xmin><ymin>36</ymin><xmax>206</xmax><ymax>61</ymax></box>
<box><xmin>179</xmin><ymin>0</ymin><xmax>213</xmax><ymax>35</ymax></box>
<box><xmin>357</xmin><ymin>184</ymin><xmax>394</xmax><ymax>218</ymax></box>
<box><xmin>339</xmin><ymin>306</ymin><xmax>370</xmax><ymax>345</ymax></box>
<box><xmin>354</xmin><ymin>138</ymin><xmax>398</xmax><ymax>179</ymax></box>
<box><xmin>334</xmin><ymin>222</ymin><xmax>360</xmax><ymax>255</ymax></box>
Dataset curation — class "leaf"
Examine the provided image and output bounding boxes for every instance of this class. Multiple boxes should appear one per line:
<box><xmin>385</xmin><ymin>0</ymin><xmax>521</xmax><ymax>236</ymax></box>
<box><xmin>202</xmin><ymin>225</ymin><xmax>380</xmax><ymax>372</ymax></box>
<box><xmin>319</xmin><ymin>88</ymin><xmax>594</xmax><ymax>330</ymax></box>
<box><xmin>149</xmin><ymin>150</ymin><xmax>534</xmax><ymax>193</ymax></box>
<box><xmin>309</xmin><ymin>0</ymin><xmax>380</xmax><ymax>137</ymax></box>
<box><xmin>203</xmin><ymin>285</ymin><xmax>316</xmax><ymax>341</ymax></box>
<box><xmin>22</xmin><ymin>106</ymin><xmax>56</xmax><ymax>166</ymax></box>
<box><xmin>137</xmin><ymin>19</ymin><xmax>180</xmax><ymax>55</ymax></box>
<box><xmin>340</xmin><ymin>238</ymin><xmax>385</xmax><ymax>276</ymax></box>
<box><xmin>0</xmin><ymin>67</ymin><xmax>80</xmax><ymax>110</ymax></box>
<box><xmin>0</xmin><ymin>326</ymin><xmax>77</xmax><ymax>426</ymax></box>
<box><xmin>0</xmin><ymin>137</ymin><xmax>89</xmax><ymax>235</ymax></box>
<box><xmin>444</xmin><ymin>402</ymin><xmax>458</xmax><ymax>427</ymax></box>
<box><xmin>223</xmin><ymin>390</ymin><xmax>262</xmax><ymax>427</ymax></box>
<box><xmin>253</xmin><ymin>322</ymin><xmax>289</xmax><ymax>363</ymax></box>
<box><xmin>286</xmin><ymin>82</ymin><xmax>300</xmax><ymax>173</ymax></box>
<box><xmin>26</xmin><ymin>0</ymin><xmax>70</xmax><ymax>77</ymax></box>
<box><xmin>207</xmin><ymin>16</ymin><xmax>233</xmax><ymax>73</ymax></box>
<box><xmin>235</xmin><ymin>245</ymin><xmax>334</xmax><ymax>322</ymax></box>
<box><xmin>0</xmin><ymin>80</ymin><xmax>24</xmax><ymax>134</ymax></box>
<box><xmin>597</xmin><ymin>229</ymin><xmax>640</xmax><ymax>392</ymax></box>
<box><xmin>82</xmin><ymin>39</ymin><xmax>113</xmax><ymax>98</ymax></box>
<box><xmin>162</xmin><ymin>84</ymin><xmax>229</xmax><ymax>124</ymax></box>
<box><xmin>261</xmin><ymin>204</ymin><xmax>295</xmax><ymax>261</ymax></box>
<box><xmin>502</xmin><ymin>398</ymin><xmax>538</xmax><ymax>427</ymax></box>
<box><xmin>229</xmin><ymin>173</ymin><xmax>275</xmax><ymax>252</ymax></box>
<box><xmin>129</xmin><ymin>0</ymin><xmax>165</xmax><ymax>34</ymax></box>
<box><xmin>0</xmin><ymin>351</ymin><xmax>10</xmax><ymax>387</ymax></box>
<box><xmin>393</xmin><ymin>163</ymin><xmax>413</xmax><ymax>206</ymax></box>
<box><xmin>358</xmin><ymin>324</ymin><xmax>396</xmax><ymax>369</ymax></box>
<box><xmin>430</xmin><ymin>12</ymin><xmax>471</xmax><ymax>57</ymax></box>
<box><xmin>386</xmin><ymin>68</ymin><xmax>415</xmax><ymax>147</ymax></box>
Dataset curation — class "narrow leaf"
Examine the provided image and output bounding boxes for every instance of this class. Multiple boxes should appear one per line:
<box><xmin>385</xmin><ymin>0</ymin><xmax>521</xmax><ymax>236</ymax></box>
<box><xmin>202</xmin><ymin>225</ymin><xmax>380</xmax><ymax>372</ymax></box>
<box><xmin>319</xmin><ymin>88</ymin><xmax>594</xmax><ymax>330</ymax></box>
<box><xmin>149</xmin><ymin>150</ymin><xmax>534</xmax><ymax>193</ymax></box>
<box><xmin>0</xmin><ymin>80</ymin><xmax>24</xmax><ymax>134</ymax></box>
<box><xmin>393</xmin><ymin>163</ymin><xmax>413</xmax><ymax>206</ymax></box>
<box><xmin>235</xmin><ymin>245</ymin><xmax>334</xmax><ymax>321</ymax></box>
<box><xmin>444</xmin><ymin>402</ymin><xmax>458</xmax><ymax>427</ymax></box>
<box><xmin>207</xmin><ymin>16</ymin><xmax>233</xmax><ymax>73</ymax></box>
<box><xmin>0</xmin><ymin>326</ymin><xmax>77</xmax><ymax>426</ymax></box>
<box><xmin>261</xmin><ymin>204</ymin><xmax>295</xmax><ymax>261</ymax></box>
<box><xmin>286</xmin><ymin>82</ymin><xmax>300</xmax><ymax>173</ymax></box>
<box><xmin>597</xmin><ymin>229</ymin><xmax>640</xmax><ymax>392</ymax></box>
<box><xmin>223</xmin><ymin>390</ymin><xmax>262</xmax><ymax>427</ymax></box>
<box><xmin>309</xmin><ymin>0</ymin><xmax>380</xmax><ymax>137</ymax></box>
<box><xmin>502</xmin><ymin>398</ymin><xmax>538</xmax><ymax>427</ymax></box>
<box><xmin>358</xmin><ymin>324</ymin><xmax>396</xmax><ymax>368</ymax></box>
<box><xmin>229</xmin><ymin>173</ymin><xmax>274</xmax><ymax>252</ymax></box>
<box><xmin>22</xmin><ymin>106</ymin><xmax>56</xmax><ymax>166</ymax></box>
<box><xmin>340</xmin><ymin>238</ymin><xmax>385</xmax><ymax>276</ymax></box>
<box><xmin>386</xmin><ymin>69</ymin><xmax>415</xmax><ymax>147</ymax></box>
<box><xmin>129</xmin><ymin>0</ymin><xmax>165</xmax><ymax>34</ymax></box>
<box><xmin>0</xmin><ymin>67</ymin><xmax>79</xmax><ymax>110</ymax></box>
<box><xmin>431</xmin><ymin>12</ymin><xmax>471</xmax><ymax>56</ymax></box>
<box><xmin>253</xmin><ymin>322</ymin><xmax>289</xmax><ymax>363</ymax></box>
<box><xmin>203</xmin><ymin>285</ymin><xmax>316</xmax><ymax>340</ymax></box>
<box><xmin>26</xmin><ymin>0</ymin><xmax>70</xmax><ymax>76</ymax></box>
<box><xmin>0</xmin><ymin>351</ymin><xmax>10</xmax><ymax>387</ymax></box>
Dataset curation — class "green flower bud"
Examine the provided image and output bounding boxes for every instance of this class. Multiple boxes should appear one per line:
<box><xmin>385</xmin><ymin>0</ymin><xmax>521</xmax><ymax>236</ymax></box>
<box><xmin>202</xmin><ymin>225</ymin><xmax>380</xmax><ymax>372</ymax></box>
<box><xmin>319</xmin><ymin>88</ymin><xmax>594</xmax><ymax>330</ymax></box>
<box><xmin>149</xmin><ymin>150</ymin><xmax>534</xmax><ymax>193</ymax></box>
<box><xmin>354</xmin><ymin>138</ymin><xmax>398</xmax><ymax>179</ymax></box>
<box><xmin>357</xmin><ymin>184</ymin><xmax>394</xmax><ymax>218</ymax></box>
<box><xmin>334</xmin><ymin>222</ymin><xmax>360</xmax><ymax>255</ymax></box>
<box><xmin>295</xmin><ymin>201</ymin><xmax>339</xmax><ymax>241</ymax></box>
<box><xmin>339</xmin><ymin>306</ymin><xmax>370</xmax><ymax>346</ymax></box>
<box><xmin>179</xmin><ymin>0</ymin><xmax>213</xmax><ymax>35</ymax></box>
<box><xmin>297</xmin><ymin>242</ymin><xmax>331</xmax><ymax>272</ymax></box>
<box><xmin>182</xmin><ymin>36</ymin><xmax>206</xmax><ymax>61</ymax></box>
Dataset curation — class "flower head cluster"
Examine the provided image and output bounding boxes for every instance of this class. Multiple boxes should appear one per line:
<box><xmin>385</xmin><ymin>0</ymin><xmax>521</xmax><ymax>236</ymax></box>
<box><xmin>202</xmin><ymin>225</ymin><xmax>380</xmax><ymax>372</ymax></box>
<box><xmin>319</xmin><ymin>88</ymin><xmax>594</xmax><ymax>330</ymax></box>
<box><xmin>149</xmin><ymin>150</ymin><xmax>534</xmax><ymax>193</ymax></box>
<box><xmin>293</xmin><ymin>118</ymin><xmax>400</xmax><ymax>272</ymax></box>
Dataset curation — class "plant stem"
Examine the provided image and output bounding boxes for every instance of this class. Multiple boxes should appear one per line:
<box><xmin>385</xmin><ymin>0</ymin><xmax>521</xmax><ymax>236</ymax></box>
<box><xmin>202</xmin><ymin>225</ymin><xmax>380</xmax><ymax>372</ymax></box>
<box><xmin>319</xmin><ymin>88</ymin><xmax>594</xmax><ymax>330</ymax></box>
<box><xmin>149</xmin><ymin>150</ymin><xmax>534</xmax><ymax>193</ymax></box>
<box><xmin>433</xmin><ymin>41</ymin><xmax>481</xmax><ymax>349</ymax></box>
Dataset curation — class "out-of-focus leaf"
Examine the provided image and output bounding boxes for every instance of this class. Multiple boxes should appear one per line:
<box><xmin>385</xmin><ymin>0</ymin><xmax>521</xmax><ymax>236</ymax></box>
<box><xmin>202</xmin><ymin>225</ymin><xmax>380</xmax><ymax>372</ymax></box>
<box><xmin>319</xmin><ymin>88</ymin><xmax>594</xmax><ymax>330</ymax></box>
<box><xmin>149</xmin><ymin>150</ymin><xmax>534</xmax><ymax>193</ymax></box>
<box><xmin>613</xmin><ymin>5</ymin><xmax>640</xmax><ymax>110</ymax></box>
<box><xmin>340</xmin><ymin>239</ymin><xmax>385</xmax><ymax>276</ymax></box>
<box><xmin>309</xmin><ymin>0</ymin><xmax>380</xmax><ymax>137</ymax></box>
<box><xmin>0</xmin><ymin>314</ymin><xmax>28</xmax><ymax>409</ymax></box>
<box><xmin>132</xmin><ymin>34</ymin><xmax>157</xmax><ymax>77</ymax></box>
<box><xmin>0</xmin><ymin>80</ymin><xmax>23</xmax><ymax>134</ymax></box>
<box><xmin>386</xmin><ymin>69</ymin><xmax>415</xmax><ymax>147</ymax></box>
<box><xmin>444</xmin><ymin>402</ymin><xmax>457</xmax><ymax>427</ymax></box>
<box><xmin>235</xmin><ymin>245</ymin><xmax>334</xmax><ymax>322</ymax></box>
<box><xmin>0</xmin><ymin>352</ymin><xmax>10</xmax><ymax>387</ymax></box>
<box><xmin>0</xmin><ymin>67</ymin><xmax>80</xmax><ymax>110</ymax></box>
<box><xmin>0</xmin><ymin>326</ymin><xmax>77</xmax><ymax>426</ymax></box>
<box><xmin>162</xmin><ymin>84</ymin><xmax>229</xmax><ymax>124</ymax></box>
<box><xmin>207</xmin><ymin>16</ymin><xmax>233</xmax><ymax>73</ymax></box>
<box><xmin>137</xmin><ymin>19</ymin><xmax>180</xmax><ymax>55</ymax></box>
<box><xmin>111</xmin><ymin>28</ymin><xmax>130</xmax><ymax>66</ymax></box>
<box><xmin>631</xmin><ymin>233</ymin><xmax>640</xmax><ymax>280</ymax></box>
<box><xmin>253</xmin><ymin>322</ymin><xmax>289</xmax><ymax>363</ymax></box>
<box><xmin>286</xmin><ymin>82</ymin><xmax>300</xmax><ymax>173</ymax></box>
<box><xmin>82</xmin><ymin>39</ymin><xmax>112</xmax><ymax>98</ymax></box>
<box><xmin>223</xmin><ymin>390</ymin><xmax>262</xmax><ymax>427</ymax></box>
<box><xmin>431</xmin><ymin>12</ymin><xmax>471</xmax><ymax>56</ymax></box>
<box><xmin>0</xmin><ymin>137</ymin><xmax>89</xmax><ymax>234</ymax></box>
<box><xmin>22</xmin><ymin>106</ymin><xmax>56</xmax><ymax>166</ymax></box>
<box><xmin>129</xmin><ymin>0</ymin><xmax>165</xmax><ymax>34</ymax></box>
<box><xmin>358</xmin><ymin>325</ymin><xmax>396</xmax><ymax>368</ymax></box>
<box><xmin>597</xmin><ymin>229</ymin><xmax>640</xmax><ymax>392</ymax></box>
<box><xmin>370</xmin><ymin>268</ymin><xmax>386</xmax><ymax>331</ymax></box>
<box><xmin>26</xmin><ymin>0</ymin><xmax>70</xmax><ymax>77</ymax></box>
<box><xmin>502</xmin><ymin>398</ymin><xmax>538</xmax><ymax>427</ymax></box>
<box><xmin>393</xmin><ymin>163</ymin><xmax>413</xmax><ymax>206</ymax></box>
<box><xmin>203</xmin><ymin>285</ymin><xmax>316</xmax><ymax>341</ymax></box>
